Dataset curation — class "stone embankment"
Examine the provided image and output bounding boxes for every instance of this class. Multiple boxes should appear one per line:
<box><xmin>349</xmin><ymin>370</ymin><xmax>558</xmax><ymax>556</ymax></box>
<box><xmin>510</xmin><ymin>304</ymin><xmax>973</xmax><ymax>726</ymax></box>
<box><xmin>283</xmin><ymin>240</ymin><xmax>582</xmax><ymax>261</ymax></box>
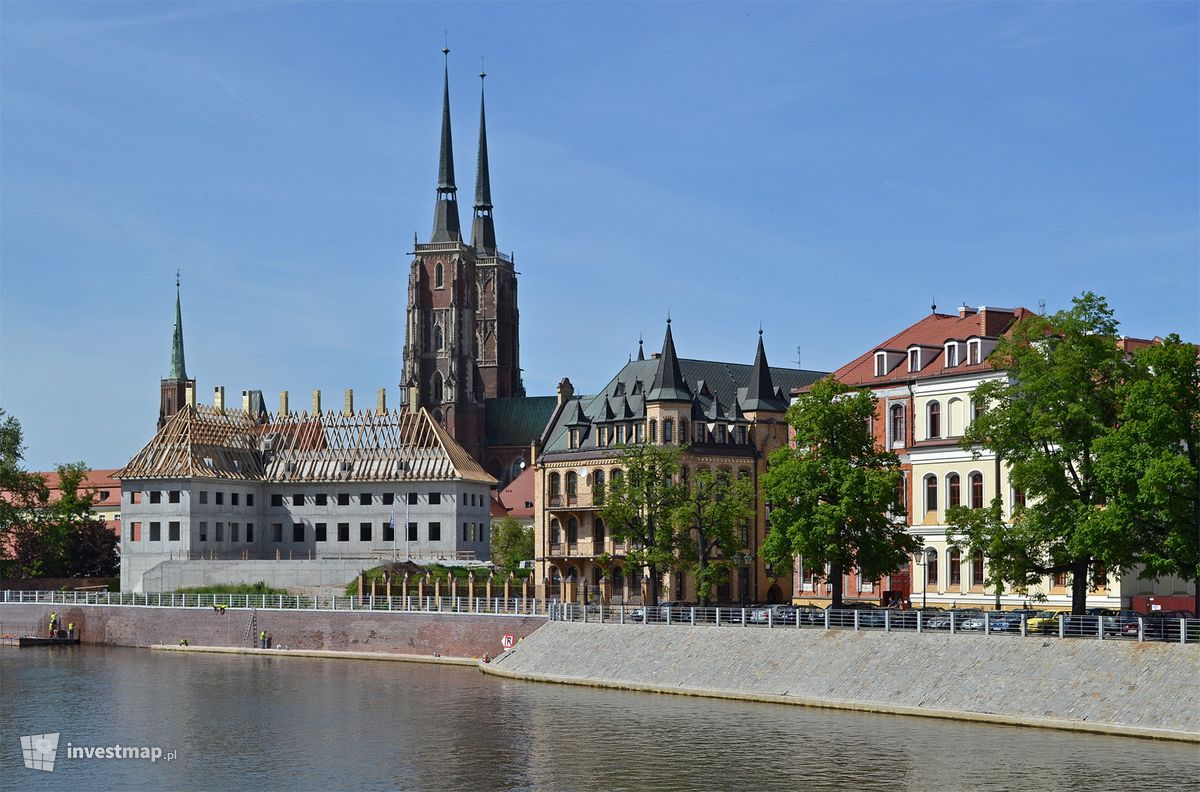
<box><xmin>0</xmin><ymin>603</ymin><xmax>543</xmax><ymax>659</ymax></box>
<box><xmin>483</xmin><ymin>622</ymin><xmax>1200</xmax><ymax>742</ymax></box>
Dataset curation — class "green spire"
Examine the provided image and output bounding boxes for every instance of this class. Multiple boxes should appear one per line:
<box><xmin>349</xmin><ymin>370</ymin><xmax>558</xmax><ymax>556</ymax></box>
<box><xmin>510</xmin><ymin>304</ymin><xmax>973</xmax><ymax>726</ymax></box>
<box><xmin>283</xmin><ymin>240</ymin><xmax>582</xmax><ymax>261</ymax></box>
<box><xmin>168</xmin><ymin>281</ymin><xmax>188</xmax><ymax>381</ymax></box>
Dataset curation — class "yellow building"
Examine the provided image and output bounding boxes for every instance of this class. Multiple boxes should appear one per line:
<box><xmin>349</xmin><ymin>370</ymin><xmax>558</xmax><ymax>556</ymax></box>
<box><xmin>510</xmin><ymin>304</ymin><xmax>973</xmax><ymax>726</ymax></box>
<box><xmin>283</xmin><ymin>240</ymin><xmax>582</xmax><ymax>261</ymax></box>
<box><xmin>532</xmin><ymin>323</ymin><xmax>824</xmax><ymax>605</ymax></box>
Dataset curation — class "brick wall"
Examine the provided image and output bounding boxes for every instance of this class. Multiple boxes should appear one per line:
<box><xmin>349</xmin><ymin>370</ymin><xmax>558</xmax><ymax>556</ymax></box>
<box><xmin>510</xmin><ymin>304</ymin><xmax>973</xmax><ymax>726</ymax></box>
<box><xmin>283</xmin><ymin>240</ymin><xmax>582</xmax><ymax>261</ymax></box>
<box><xmin>0</xmin><ymin>604</ymin><xmax>544</xmax><ymax>658</ymax></box>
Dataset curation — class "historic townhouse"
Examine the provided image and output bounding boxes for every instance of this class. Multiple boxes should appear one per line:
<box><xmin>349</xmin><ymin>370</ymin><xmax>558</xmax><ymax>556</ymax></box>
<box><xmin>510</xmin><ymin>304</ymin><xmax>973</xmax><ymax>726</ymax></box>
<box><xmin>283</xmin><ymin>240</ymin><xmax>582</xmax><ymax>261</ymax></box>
<box><xmin>792</xmin><ymin>305</ymin><xmax>1191</xmax><ymax>610</ymax></box>
<box><xmin>532</xmin><ymin>323</ymin><xmax>825</xmax><ymax>605</ymax></box>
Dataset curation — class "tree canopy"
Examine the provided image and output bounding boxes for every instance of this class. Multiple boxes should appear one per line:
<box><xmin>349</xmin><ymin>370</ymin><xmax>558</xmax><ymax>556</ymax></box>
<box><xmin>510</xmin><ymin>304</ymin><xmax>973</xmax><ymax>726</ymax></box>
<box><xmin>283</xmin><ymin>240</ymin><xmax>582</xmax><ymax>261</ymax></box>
<box><xmin>672</xmin><ymin>467</ymin><xmax>754</xmax><ymax>606</ymax></box>
<box><xmin>762</xmin><ymin>376</ymin><xmax>917</xmax><ymax>608</ymax></box>
<box><xmin>490</xmin><ymin>515</ymin><xmax>534</xmax><ymax>571</ymax></box>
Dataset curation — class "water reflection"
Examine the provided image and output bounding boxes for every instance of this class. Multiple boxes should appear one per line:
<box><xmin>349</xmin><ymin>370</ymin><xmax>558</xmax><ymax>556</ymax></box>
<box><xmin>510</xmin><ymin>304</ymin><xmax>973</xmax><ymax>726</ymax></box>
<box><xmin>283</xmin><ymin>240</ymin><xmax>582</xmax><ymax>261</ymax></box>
<box><xmin>2</xmin><ymin>646</ymin><xmax>1196</xmax><ymax>791</ymax></box>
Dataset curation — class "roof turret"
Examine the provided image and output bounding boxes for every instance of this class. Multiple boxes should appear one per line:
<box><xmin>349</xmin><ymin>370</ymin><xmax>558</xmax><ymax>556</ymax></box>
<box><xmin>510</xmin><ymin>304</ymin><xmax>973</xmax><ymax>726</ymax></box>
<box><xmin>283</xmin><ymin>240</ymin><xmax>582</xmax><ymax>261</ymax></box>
<box><xmin>647</xmin><ymin>320</ymin><xmax>693</xmax><ymax>401</ymax></box>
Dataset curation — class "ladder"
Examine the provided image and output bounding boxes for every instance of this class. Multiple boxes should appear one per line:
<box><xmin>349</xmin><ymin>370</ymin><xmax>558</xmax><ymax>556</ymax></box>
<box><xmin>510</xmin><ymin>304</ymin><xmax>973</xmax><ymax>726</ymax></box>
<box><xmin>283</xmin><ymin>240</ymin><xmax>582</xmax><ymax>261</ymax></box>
<box><xmin>243</xmin><ymin>608</ymin><xmax>257</xmax><ymax>647</ymax></box>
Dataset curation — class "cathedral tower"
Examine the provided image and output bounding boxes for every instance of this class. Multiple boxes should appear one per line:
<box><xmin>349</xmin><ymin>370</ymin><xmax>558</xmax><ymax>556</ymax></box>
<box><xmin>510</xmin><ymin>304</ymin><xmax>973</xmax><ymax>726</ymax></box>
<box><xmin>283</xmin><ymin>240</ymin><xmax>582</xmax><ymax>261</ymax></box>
<box><xmin>402</xmin><ymin>48</ymin><xmax>486</xmax><ymax>462</ymax></box>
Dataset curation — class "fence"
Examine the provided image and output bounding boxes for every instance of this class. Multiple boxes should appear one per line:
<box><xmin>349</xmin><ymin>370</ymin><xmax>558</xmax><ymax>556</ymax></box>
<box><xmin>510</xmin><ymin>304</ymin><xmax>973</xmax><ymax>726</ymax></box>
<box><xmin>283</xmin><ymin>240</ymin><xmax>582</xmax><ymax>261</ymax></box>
<box><xmin>1</xmin><ymin>590</ymin><xmax>546</xmax><ymax>617</ymax></box>
<box><xmin>547</xmin><ymin>603</ymin><xmax>1200</xmax><ymax>645</ymax></box>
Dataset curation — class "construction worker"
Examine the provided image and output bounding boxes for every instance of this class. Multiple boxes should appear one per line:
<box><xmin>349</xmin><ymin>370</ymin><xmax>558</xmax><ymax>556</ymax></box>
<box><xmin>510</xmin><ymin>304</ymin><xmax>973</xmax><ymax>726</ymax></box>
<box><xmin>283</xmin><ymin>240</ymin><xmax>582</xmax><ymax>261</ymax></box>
<box><xmin>49</xmin><ymin>612</ymin><xmax>58</xmax><ymax>636</ymax></box>
<box><xmin>67</xmin><ymin>622</ymin><xmax>75</xmax><ymax>640</ymax></box>
<box><xmin>259</xmin><ymin>629</ymin><xmax>267</xmax><ymax>649</ymax></box>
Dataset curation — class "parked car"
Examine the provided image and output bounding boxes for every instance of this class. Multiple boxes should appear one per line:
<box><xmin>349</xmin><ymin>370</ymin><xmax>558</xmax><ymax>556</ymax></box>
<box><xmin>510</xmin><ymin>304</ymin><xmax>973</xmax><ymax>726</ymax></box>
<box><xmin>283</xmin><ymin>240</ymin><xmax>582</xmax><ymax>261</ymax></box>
<box><xmin>925</xmin><ymin>609</ymin><xmax>982</xmax><ymax>630</ymax></box>
<box><xmin>1140</xmin><ymin>610</ymin><xmax>1198</xmax><ymax>642</ymax></box>
<box><xmin>748</xmin><ymin>604</ymin><xmax>796</xmax><ymax>625</ymax></box>
<box><xmin>1026</xmin><ymin>610</ymin><xmax>1066</xmax><ymax>635</ymax></box>
<box><xmin>825</xmin><ymin>602</ymin><xmax>878</xmax><ymax>627</ymax></box>
<box><xmin>795</xmin><ymin>605</ymin><xmax>826</xmax><ymax>625</ymax></box>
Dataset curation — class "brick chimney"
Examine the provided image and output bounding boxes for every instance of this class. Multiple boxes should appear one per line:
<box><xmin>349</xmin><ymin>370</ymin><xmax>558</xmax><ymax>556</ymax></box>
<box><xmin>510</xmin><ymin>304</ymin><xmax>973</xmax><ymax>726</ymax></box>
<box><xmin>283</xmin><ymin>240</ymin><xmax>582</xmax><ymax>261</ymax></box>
<box><xmin>377</xmin><ymin>388</ymin><xmax>387</xmax><ymax>414</ymax></box>
<box><xmin>977</xmin><ymin>305</ymin><xmax>1016</xmax><ymax>337</ymax></box>
<box><xmin>556</xmin><ymin>377</ymin><xmax>575</xmax><ymax>407</ymax></box>
<box><xmin>312</xmin><ymin>389</ymin><xmax>321</xmax><ymax>415</ymax></box>
<box><xmin>958</xmin><ymin>304</ymin><xmax>976</xmax><ymax>318</ymax></box>
<box><xmin>185</xmin><ymin>383</ymin><xmax>196</xmax><ymax>408</ymax></box>
<box><xmin>344</xmin><ymin>388</ymin><xmax>354</xmax><ymax>416</ymax></box>
<box><xmin>279</xmin><ymin>390</ymin><xmax>289</xmax><ymax>417</ymax></box>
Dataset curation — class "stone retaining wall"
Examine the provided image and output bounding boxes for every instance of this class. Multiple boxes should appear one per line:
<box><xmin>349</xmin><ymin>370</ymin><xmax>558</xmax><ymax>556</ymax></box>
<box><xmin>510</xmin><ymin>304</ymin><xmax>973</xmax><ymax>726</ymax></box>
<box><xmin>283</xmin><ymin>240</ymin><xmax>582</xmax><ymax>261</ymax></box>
<box><xmin>0</xmin><ymin>603</ymin><xmax>543</xmax><ymax>658</ymax></box>
<box><xmin>486</xmin><ymin>622</ymin><xmax>1200</xmax><ymax>741</ymax></box>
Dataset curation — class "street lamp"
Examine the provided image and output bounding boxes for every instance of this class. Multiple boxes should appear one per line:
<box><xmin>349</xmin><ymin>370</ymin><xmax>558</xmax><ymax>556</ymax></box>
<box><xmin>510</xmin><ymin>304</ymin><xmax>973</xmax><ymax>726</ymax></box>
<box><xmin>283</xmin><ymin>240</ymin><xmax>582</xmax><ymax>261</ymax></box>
<box><xmin>916</xmin><ymin>548</ymin><xmax>935</xmax><ymax>610</ymax></box>
<box><xmin>733</xmin><ymin>552</ymin><xmax>752</xmax><ymax>605</ymax></box>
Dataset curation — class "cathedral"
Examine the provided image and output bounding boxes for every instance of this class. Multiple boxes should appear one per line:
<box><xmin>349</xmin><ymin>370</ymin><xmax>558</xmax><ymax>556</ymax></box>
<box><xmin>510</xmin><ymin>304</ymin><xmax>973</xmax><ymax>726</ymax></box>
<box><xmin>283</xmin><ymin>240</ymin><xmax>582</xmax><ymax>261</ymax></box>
<box><xmin>400</xmin><ymin>49</ymin><xmax>554</xmax><ymax>486</ymax></box>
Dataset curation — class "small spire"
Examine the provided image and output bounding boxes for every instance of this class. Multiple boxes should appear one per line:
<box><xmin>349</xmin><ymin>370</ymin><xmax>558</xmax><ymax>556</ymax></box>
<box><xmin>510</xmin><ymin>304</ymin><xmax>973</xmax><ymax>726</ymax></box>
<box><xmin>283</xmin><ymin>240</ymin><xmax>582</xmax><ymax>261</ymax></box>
<box><xmin>168</xmin><ymin>277</ymin><xmax>188</xmax><ymax>381</ymax></box>
<box><xmin>743</xmin><ymin>331</ymin><xmax>786</xmax><ymax>412</ymax></box>
<box><xmin>648</xmin><ymin>320</ymin><xmax>692</xmax><ymax>401</ymax></box>
<box><xmin>637</xmin><ymin>334</ymin><xmax>645</xmax><ymax>361</ymax></box>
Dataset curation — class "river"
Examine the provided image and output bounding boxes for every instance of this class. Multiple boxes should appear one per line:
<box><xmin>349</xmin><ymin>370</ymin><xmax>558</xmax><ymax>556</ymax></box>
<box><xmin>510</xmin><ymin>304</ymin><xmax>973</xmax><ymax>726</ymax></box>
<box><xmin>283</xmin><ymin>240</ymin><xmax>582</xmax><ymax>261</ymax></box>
<box><xmin>1</xmin><ymin>646</ymin><xmax>1197</xmax><ymax>791</ymax></box>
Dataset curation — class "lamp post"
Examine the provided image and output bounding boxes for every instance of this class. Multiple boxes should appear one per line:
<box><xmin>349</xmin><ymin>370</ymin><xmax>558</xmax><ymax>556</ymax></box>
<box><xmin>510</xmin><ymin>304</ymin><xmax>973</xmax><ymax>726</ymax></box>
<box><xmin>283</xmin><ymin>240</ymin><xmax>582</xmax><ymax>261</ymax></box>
<box><xmin>734</xmin><ymin>552</ymin><xmax>751</xmax><ymax>605</ymax></box>
<box><xmin>916</xmin><ymin>550</ymin><xmax>929</xmax><ymax>610</ymax></box>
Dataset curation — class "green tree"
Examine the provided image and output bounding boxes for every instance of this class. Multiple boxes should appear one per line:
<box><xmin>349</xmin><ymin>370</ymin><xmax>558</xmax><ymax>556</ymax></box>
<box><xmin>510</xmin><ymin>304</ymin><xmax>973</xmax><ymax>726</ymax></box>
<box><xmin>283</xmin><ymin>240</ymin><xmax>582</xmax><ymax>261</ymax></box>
<box><xmin>951</xmin><ymin>293</ymin><xmax>1132</xmax><ymax>615</ymax></box>
<box><xmin>1094</xmin><ymin>334</ymin><xmax>1200</xmax><ymax>615</ymax></box>
<box><xmin>599</xmin><ymin>442</ymin><xmax>683</xmax><ymax>605</ymax></box>
<box><xmin>490</xmin><ymin>515</ymin><xmax>534</xmax><ymax>571</ymax></box>
<box><xmin>0</xmin><ymin>409</ymin><xmax>48</xmax><ymax>540</ymax></box>
<box><xmin>672</xmin><ymin>468</ymin><xmax>754</xmax><ymax>606</ymax></box>
<box><xmin>762</xmin><ymin>376</ymin><xmax>916</xmax><ymax>608</ymax></box>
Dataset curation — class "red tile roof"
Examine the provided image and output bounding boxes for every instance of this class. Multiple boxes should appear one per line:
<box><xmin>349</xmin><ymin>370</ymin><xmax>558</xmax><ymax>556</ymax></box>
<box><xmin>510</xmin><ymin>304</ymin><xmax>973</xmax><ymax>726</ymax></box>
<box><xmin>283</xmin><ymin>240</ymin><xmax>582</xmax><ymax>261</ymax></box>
<box><xmin>495</xmin><ymin>466</ymin><xmax>535</xmax><ymax>519</ymax></box>
<box><xmin>36</xmin><ymin>469</ymin><xmax>122</xmax><ymax>506</ymax></box>
<box><xmin>819</xmin><ymin>307</ymin><xmax>1035</xmax><ymax>390</ymax></box>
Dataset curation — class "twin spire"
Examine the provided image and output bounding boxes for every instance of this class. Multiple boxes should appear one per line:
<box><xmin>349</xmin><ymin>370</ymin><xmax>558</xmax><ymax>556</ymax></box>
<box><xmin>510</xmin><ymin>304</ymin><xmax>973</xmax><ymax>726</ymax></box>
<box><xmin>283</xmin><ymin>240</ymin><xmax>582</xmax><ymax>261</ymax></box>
<box><xmin>430</xmin><ymin>46</ymin><xmax>496</xmax><ymax>254</ymax></box>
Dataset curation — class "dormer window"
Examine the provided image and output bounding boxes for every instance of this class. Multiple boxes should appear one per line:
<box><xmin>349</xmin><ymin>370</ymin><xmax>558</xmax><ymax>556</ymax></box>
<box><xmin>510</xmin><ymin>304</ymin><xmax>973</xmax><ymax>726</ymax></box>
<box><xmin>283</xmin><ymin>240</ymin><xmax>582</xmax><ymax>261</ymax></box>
<box><xmin>944</xmin><ymin>343</ymin><xmax>958</xmax><ymax>368</ymax></box>
<box><xmin>874</xmin><ymin>352</ymin><xmax>887</xmax><ymax>377</ymax></box>
<box><xmin>908</xmin><ymin>347</ymin><xmax>921</xmax><ymax>372</ymax></box>
<box><xmin>967</xmin><ymin>339</ymin><xmax>981</xmax><ymax>365</ymax></box>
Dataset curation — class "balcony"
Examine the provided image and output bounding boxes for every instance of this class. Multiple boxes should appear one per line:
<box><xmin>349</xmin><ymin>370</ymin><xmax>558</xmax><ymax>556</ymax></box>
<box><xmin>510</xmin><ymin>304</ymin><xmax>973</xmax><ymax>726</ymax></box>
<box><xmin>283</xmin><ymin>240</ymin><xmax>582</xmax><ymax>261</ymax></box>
<box><xmin>547</xmin><ymin>492</ymin><xmax>595</xmax><ymax>509</ymax></box>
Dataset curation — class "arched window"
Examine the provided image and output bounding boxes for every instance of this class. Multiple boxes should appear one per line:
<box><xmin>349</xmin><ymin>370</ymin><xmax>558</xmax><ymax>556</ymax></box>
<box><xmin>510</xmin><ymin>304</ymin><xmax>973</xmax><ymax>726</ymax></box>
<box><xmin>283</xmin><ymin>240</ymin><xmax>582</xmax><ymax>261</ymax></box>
<box><xmin>925</xmin><ymin>548</ymin><xmax>938</xmax><ymax>587</ymax></box>
<box><xmin>947</xmin><ymin>473</ymin><xmax>960</xmax><ymax>508</ymax></box>
<box><xmin>549</xmin><ymin>472</ymin><xmax>560</xmax><ymax>496</ymax></box>
<box><xmin>434</xmin><ymin>324</ymin><xmax>444</xmax><ymax>351</ymax></box>
<box><xmin>649</xmin><ymin>420</ymin><xmax>657</xmax><ymax>443</ymax></box>
<box><xmin>594</xmin><ymin>518</ymin><xmax>605</xmax><ymax>544</ymax></box>
<box><xmin>663</xmin><ymin>419</ymin><xmax>674</xmax><ymax>443</ymax></box>
<box><xmin>946</xmin><ymin>398</ymin><xmax>962</xmax><ymax>436</ymax></box>
<box><xmin>592</xmin><ymin>469</ymin><xmax>605</xmax><ymax>504</ymax></box>
<box><xmin>435</xmin><ymin>261</ymin><xmax>444</xmax><ymax>288</ymax></box>
<box><xmin>431</xmin><ymin>371</ymin><xmax>444</xmax><ymax>403</ymax></box>
<box><xmin>593</xmin><ymin>566</ymin><xmax>602</xmax><ymax>587</ymax></box>
<box><xmin>924</xmin><ymin>474</ymin><xmax>938</xmax><ymax>515</ymax></box>
<box><xmin>890</xmin><ymin>403</ymin><xmax>905</xmax><ymax>445</ymax></box>
<box><xmin>896</xmin><ymin>473</ymin><xmax>907</xmax><ymax>515</ymax></box>
<box><xmin>928</xmin><ymin>401</ymin><xmax>941</xmax><ymax>439</ymax></box>
<box><xmin>510</xmin><ymin>457</ymin><xmax>525</xmax><ymax>482</ymax></box>
<box><xmin>969</xmin><ymin>472</ymin><xmax>984</xmax><ymax>509</ymax></box>
<box><xmin>972</xmin><ymin>550</ymin><xmax>985</xmax><ymax>587</ymax></box>
<box><xmin>610</xmin><ymin>468</ymin><xmax>623</xmax><ymax>485</ymax></box>
<box><xmin>566</xmin><ymin>472</ymin><xmax>578</xmax><ymax>496</ymax></box>
<box><xmin>549</xmin><ymin>518</ymin><xmax>560</xmax><ymax>545</ymax></box>
<box><xmin>566</xmin><ymin>517</ymin><xmax>578</xmax><ymax>543</ymax></box>
<box><xmin>949</xmin><ymin>547</ymin><xmax>962</xmax><ymax>586</ymax></box>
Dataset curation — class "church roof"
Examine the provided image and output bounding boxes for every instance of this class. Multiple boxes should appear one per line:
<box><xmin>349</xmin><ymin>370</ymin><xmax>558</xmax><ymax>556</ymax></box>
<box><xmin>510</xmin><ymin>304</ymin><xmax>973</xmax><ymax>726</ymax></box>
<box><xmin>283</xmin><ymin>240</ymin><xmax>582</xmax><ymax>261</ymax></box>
<box><xmin>484</xmin><ymin>396</ymin><xmax>557</xmax><ymax>447</ymax></box>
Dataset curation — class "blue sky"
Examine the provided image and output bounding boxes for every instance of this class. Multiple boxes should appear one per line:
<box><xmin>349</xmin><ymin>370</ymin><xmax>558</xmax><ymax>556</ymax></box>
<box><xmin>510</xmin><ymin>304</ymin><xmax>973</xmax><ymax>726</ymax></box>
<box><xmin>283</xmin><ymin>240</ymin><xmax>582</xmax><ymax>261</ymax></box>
<box><xmin>1</xmin><ymin>1</ymin><xmax>1197</xmax><ymax>471</ymax></box>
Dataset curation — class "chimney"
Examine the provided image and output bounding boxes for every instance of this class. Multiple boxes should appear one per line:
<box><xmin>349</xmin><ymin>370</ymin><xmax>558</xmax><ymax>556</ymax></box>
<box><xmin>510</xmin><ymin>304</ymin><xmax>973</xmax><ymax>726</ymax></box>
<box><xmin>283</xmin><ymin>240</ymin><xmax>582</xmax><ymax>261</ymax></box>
<box><xmin>242</xmin><ymin>389</ymin><xmax>251</xmax><ymax>415</ymax></box>
<box><xmin>344</xmin><ymin>388</ymin><xmax>354</xmax><ymax>416</ymax></box>
<box><xmin>651</xmin><ymin>352</ymin><xmax>661</xmax><ymax>359</ymax></box>
<box><xmin>185</xmin><ymin>383</ymin><xmax>196</xmax><ymax>408</ymax></box>
<box><xmin>958</xmin><ymin>304</ymin><xmax>975</xmax><ymax>318</ymax></box>
<box><xmin>312</xmin><ymin>389</ymin><xmax>322</xmax><ymax>415</ymax></box>
<box><xmin>214</xmin><ymin>386</ymin><xmax>225</xmax><ymax>413</ymax></box>
<box><xmin>556</xmin><ymin>377</ymin><xmax>575</xmax><ymax>407</ymax></box>
<box><xmin>978</xmin><ymin>305</ymin><xmax>1016</xmax><ymax>337</ymax></box>
<box><xmin>377</xmin><ymin>388</ymin><xmax>387</xmax><ymax>414</ymax></box>
<box><xmin>279</xmin><ymin>390</ymin><xmax>289</xmax><ymax>417</ymax></box>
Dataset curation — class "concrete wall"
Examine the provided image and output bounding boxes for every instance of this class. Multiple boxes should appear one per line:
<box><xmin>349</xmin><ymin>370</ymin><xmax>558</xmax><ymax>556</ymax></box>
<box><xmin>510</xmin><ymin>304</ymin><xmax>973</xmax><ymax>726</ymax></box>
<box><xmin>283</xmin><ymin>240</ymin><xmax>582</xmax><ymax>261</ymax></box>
<box><xmin>487</xmin><ymin>622</ymin><xmax>1200</xmax><ymax>741</ymax></box>
<box><xmin>134</xmin><ymin>559</ymin><xmax>376</xmax><ymax>593</ymax></box>
<box><xmin>0</xmin><ymin>603</ymin><xmax>544</xmax><ymax>658</ymax></box>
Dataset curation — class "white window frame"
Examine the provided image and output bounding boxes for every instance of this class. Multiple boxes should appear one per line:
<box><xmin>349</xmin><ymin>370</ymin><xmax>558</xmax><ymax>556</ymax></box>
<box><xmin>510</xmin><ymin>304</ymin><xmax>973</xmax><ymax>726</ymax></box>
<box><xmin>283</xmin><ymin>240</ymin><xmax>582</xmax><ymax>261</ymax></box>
<box><xmin>908</xmin><ymin>347</ymin><xmax>921</xmax><ymax>372</ymax></box>
<box><xmin>874</xmin><ymin>352</ymin><xmax>887</xmax><ymax>377</ymax></box>
<box><xmin>944</xmin><ymin>342</ymin><xmax>958</xmax><ymax>368</ymax></box>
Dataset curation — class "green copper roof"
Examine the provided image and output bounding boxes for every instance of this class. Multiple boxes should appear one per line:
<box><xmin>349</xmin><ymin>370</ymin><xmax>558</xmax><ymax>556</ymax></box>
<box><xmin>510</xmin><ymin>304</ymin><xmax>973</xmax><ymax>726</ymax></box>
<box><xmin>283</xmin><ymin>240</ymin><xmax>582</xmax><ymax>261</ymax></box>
<box><xmin>484</xmin><ymin>396</ymin><xmax>557</xmax><ymax>447</ymax></box>
<box><xmin>647</xmin><ymin>321</ymin><xmax>693</xmax><ymax>401</ymax></box>
<box><xmin>167</xmin><ymin>287</ymin><xmax>188</xmax><ymax>381</ymax></box>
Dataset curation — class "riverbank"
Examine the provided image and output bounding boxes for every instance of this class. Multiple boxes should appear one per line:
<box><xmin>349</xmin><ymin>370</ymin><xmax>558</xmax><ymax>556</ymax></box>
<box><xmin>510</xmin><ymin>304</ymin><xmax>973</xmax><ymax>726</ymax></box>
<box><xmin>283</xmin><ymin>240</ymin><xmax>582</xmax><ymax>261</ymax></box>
<box><xmin>0</xmin><ymin>603</ymin><xmax>543</xmax><ymax>658</ymax></box>
<box><xmin>152</xmin><ymin>644</ymin><xmax>476</xmax><ymax>665</ymax></box>
<box><xmin>482</xmin><ymin>622</ymin><xmax>1200</xmax><ymax>743</ymax></box>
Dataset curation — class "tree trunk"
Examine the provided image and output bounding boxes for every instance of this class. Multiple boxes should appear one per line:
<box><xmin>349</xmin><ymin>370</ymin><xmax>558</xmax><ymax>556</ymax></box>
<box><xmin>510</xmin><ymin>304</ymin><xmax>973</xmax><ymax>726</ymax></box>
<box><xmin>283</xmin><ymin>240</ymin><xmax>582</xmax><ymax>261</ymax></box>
<box><xmin>1070</xmin><ymin>558</ymin><xmax>1090</xmax><ymax>615</ymax></box>
<box><xmin>830</xmin><ymin>561</ymin><xmax>844</xmax><ymax>609</ymax></box>
<box><xmin>648</xmin><ymin>562</ymin><xmax>660</xmax><ymax>606</ymax></box>
<box><xmin>695</xmin><ymin>527</ymin><xmax>709</xmax><ymax>608</ymax></box>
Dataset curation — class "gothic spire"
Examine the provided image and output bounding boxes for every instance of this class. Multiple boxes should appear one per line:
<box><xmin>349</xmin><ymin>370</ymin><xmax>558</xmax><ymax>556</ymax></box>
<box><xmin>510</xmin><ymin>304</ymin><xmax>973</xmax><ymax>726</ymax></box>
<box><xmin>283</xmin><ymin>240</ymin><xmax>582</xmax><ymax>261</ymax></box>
<box><xmin>742</xmin><ymin>330</ymin><xmax>786</xmax><ymax>412</ymax></box>
<box><xmin>636</xmin><ymin>334</ymin><xmax>645</xmax><ymax>361</ymax></box>
<box><xmin>168</xmin><ymin>276</ymin><xmax>188</xmax><ymax>381</ymax></box>
<box><xmin>471</xmin><ymin>66</ymin><xmax>497</xmax><ymax>254</ymax></box>
<box><xmin>648</xmin><ymin>319</ymin><xmax>692</xmax><ymax>401</ymax></box>
<box><xmin>431</xmin><ymin>46</ymin><xmax>461</xmax><ymax>243</ymax></box>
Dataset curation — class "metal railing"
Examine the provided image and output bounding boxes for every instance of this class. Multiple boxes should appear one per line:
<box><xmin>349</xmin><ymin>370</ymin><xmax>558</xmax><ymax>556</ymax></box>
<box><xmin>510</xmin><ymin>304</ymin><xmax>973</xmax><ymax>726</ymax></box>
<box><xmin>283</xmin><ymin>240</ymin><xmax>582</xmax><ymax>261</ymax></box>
<box><xmin>2</xmin><ymin>590</ymin><xmax>547</xmax><ymax>617</ymax></box>
<box><xmin>546</xmin><ymin>604</ymin><xmax>1200</xmax><ymax>644</ymax></box>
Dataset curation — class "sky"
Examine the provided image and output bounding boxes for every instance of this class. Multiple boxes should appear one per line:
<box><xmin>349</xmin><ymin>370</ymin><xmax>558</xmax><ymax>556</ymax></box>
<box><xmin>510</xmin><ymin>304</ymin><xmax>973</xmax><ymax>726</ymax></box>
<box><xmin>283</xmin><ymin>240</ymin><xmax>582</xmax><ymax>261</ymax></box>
<box><xmin>1</xmin><ymin>1</ymin><xmax>1197</xmax><ymax>472</ymax></box>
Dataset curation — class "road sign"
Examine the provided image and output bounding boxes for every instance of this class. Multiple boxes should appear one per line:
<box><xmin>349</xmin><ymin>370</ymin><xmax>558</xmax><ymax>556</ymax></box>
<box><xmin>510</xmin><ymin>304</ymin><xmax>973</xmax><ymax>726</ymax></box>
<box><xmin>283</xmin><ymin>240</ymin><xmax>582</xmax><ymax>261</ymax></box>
<box><xmin>501</xmin><ymin>634</ymin><xmax>515</xmax><ymax>649</ymax></box>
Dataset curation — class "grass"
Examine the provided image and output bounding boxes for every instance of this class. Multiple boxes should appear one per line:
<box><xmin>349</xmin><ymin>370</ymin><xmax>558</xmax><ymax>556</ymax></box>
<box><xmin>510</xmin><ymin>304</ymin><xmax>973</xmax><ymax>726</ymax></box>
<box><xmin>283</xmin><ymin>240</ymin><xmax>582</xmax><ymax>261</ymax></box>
<box><xmin>175</xmin><ymin>582</ymin><xmax>288</xmax><ymax>596</ymax></box>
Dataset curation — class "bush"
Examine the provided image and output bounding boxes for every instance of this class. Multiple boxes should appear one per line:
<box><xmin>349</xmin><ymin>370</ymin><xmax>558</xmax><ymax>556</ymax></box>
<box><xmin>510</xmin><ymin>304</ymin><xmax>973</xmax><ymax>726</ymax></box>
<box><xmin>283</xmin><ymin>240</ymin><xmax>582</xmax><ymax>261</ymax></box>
<box><xmin>175</xmin><ymin>581</ymin><xmax>287</xmax><ymax>596</ymax></box>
